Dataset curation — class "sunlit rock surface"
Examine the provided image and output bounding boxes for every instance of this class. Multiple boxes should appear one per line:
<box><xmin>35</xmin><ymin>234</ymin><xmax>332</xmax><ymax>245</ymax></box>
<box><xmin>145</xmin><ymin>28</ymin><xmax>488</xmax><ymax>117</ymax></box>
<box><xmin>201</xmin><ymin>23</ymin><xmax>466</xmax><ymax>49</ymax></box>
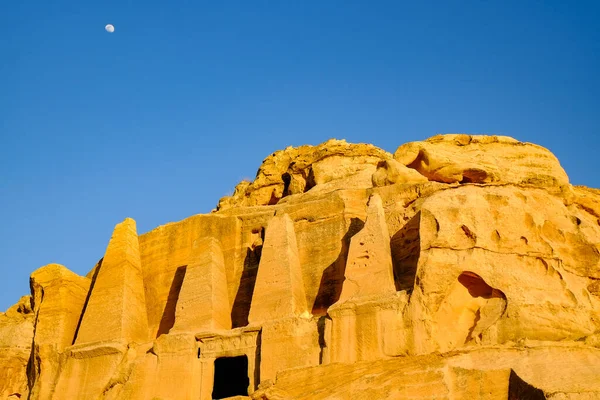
<box><xmin>1</xmin><ymin>134</ymin><xmax>600</xmax><ymax>399</ymax></box>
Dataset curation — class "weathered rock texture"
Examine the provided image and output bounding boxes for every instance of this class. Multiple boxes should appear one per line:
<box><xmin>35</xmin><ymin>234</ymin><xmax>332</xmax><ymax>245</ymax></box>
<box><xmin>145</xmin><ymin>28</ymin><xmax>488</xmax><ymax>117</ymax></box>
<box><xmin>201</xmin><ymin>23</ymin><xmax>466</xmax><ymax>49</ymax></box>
<box><xmin>0</xmin><ymin>296</ymin><xmax>33</xmax><ymax>399</ymax></box>
<box><xmin>172</xmin><ymin>237</ymin><xmax>231</xmax><ymax>332</ymax></box>
<box><xmin>1</xmin><ymin>134</ymin><xmax>600</xmax><ymax>399</ymax></box>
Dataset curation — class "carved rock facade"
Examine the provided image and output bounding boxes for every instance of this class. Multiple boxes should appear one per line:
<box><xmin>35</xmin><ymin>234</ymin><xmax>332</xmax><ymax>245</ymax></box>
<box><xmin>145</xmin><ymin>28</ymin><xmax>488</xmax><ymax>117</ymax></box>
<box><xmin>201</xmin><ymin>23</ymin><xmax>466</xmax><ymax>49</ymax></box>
<box><xmin>1</xmin><ymin>135</ymin><xmax>600</xmax><ymax>399</ymax></box>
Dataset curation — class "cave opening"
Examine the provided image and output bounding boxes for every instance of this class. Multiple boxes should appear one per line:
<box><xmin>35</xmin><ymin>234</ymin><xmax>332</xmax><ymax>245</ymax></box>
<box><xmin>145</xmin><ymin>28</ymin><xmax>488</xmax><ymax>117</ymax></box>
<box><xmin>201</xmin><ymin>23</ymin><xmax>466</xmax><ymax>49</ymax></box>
<box><xmin>212</xmin><ymin>355</ymin><xmax>250</xmax><ymax>399</ymax></box>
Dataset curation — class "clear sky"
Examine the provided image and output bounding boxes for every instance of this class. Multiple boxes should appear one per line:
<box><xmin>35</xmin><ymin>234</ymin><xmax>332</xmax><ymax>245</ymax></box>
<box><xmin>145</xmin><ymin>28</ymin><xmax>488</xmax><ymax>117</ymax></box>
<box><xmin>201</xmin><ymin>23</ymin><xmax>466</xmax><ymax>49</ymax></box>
<box><xmin>1</xmin><ymin>1</ymin><xmax>599</xmax><ymax>311</ymax></box>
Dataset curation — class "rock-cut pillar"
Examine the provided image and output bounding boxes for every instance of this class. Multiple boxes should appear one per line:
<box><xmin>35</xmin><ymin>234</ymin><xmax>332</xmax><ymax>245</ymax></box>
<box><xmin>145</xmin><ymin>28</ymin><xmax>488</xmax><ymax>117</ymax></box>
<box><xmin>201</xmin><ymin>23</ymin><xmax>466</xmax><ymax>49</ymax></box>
<box><xmin>248</xmin><ymin>213</ymin><xmax>318</xmax><ymax>381</ymax></box>
<box><xmin>328</xmin><ymin>194</ymin><xmax>397</xmax><ymax>364</ymax></box>
<box><xmin>75</xmin><ymin>218</ymin><xmax>149</xmax><ymax>344</ymax></box>
<box><xmin>172</xmin><ymin>237</ymin><xmax>231</xmax><ymax>331</ymax></box>
<box><xmin>337</xmin><ymin>193</ymin><xmax>396</xmax><ymax>302</ymax></box>
<box><xmin>248</xmin><ymin>213</ymin><xmax>308</xmax><ymax>323</ymax></box>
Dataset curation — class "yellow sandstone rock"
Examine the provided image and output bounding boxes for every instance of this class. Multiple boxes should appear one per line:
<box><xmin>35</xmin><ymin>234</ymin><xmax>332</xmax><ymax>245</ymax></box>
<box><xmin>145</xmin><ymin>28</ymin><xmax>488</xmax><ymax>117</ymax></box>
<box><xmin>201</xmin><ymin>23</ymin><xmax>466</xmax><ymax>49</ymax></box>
<box><xmin>76</xmin><ymin>218</ymin><xmax>149</xmax><ymax>345</ymax></box>
<box><xmin>249</xmin><ymin>213</ymin><xmax>309</xmax><ymax>323</ymax></box>
<box><xmin>172</xmin><ymin>237</ymin><xmax>231</xmax><ymax>332</ymax></box>
<box><xmin>217</xmin><ymin>139</ymin><xmax>391</xmax><ymax>210</ymax></box>
<box><xmin>0</xmin><ymin>296</ymin><xmax>33</xmax><ymax>399</ymax></box>
<box><xmin>335</xmin><ymin>193</ymin><xmax>396</xmax><ymax>303</ymax></box>
<box><xmin>394</xmin><ymin>134</ymin><xmax>569</xmax><ymax>186</ymax></box>
<box><xmin>1</xmin><ymin>134</ymin><xmax>600</xmax><ymax>399</ymax></box>
<box><xmin>29</xmin><ymin>264</ymin><xmax>91</xmax><ymax>399</ymax></box>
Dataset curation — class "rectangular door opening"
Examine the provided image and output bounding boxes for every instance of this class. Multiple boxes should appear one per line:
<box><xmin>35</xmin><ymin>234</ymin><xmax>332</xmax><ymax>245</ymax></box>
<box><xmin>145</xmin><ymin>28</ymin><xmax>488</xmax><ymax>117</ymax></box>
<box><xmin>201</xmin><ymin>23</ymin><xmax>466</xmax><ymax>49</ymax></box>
<box><xmin>212</xmin><ymin>355</ymin><xmax>250</xmax><ymax>399</ymax></box>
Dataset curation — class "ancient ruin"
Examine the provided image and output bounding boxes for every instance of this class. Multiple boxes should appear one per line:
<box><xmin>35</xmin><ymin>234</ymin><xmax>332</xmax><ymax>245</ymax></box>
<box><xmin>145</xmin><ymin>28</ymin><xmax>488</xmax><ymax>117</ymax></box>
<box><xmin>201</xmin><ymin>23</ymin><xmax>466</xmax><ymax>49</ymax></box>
<box><xmin>1</xmin><ymin>134</ymin><xmax>600</xmax><ymax>399</ymax></box>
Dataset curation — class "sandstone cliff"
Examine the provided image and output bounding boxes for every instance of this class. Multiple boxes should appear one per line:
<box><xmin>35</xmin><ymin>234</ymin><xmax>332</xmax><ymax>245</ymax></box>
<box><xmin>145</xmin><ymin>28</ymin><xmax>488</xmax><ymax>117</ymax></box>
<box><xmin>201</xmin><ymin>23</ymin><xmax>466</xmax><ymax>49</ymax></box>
<box><xmin>1</xmin><ymin>134</ymin><xmax>600</xmax><ymax>400</ymax></box>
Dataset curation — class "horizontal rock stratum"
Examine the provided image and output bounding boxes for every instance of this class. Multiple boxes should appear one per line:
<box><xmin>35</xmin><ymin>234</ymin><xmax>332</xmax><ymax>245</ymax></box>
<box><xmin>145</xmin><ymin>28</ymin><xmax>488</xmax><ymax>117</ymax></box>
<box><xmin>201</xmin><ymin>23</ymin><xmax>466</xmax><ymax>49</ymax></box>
<box><xmin>1</xmin><ymin>134</ymin><xmax>600</xmax><ymax>399</ymax></box>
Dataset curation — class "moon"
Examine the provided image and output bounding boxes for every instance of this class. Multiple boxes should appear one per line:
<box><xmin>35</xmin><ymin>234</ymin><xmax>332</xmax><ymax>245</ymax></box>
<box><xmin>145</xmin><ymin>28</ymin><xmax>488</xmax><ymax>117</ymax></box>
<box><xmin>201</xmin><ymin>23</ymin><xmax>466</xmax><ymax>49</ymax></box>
<box><xmin>105</xmin><ymin>24</ymin><xmax>115</xmax><ymax>33</ymax></box>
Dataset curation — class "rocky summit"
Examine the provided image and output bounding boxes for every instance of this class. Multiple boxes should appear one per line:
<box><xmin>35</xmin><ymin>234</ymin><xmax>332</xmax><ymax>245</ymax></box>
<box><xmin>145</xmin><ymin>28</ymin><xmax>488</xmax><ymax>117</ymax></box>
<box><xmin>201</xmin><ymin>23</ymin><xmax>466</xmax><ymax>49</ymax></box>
<box><xmin>1</xmin><ymin>134</ymin><xmax>600</xmax><ymax>400</ymax></box>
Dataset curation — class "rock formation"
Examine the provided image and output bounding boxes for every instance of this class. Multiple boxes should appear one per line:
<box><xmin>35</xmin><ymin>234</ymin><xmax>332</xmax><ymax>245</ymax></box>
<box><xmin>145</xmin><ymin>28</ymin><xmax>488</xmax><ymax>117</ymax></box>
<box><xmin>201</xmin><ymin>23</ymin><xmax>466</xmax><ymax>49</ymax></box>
<box><xmin>1</xmin><ymin>134</ymin><xmax>600</xmax><ymax>399</ymax></box>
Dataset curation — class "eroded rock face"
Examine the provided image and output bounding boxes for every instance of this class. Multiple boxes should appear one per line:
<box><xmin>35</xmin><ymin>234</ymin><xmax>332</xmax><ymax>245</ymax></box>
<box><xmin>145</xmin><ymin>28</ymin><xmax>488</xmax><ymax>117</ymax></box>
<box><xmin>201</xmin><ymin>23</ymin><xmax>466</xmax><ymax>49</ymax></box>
<box><xmin>28</xmin><ymin>264</ymin><xmax>91</xmax><ymax>399</ymax></box>
<box><xmin>216</xmin><ymin>138</ymin><xmax>392</xmax><ymax>210</ymax></box>
<box><xmin>335</xmin><ymin>193</ymin><xmax>396</xmax><ymax>303</ymax></box>
<box><xmin>409</xmin><ymin>184</ymin><xmax>600</xmax><ymax>353</ymax></box>
<box><xmin>394</xmin><ymin>134</ymin><xmax>569</xmax><ymax>186</ymax></box>
<box><xmin>0</xmin><ymin>296</ymin><xmax>34</xmax><ymax>399</ymax></box>
<box><xmin>172</xmin><ymin>237</ymin><xmax>231</xmax><ymax>332</ymax></box>
<box><xmin>2</xmin><ymin>134</ymin><xmax>600</xmax><ymax>399</ymax></box>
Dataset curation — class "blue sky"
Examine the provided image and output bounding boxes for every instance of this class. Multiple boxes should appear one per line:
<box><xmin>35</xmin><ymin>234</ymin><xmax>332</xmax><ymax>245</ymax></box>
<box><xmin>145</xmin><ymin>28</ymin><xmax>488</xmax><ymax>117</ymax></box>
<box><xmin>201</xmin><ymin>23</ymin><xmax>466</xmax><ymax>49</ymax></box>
<box><xmin>1</xmin><ymin>1</ymin><xmax>599</xmax><ymax>311</ymax></box>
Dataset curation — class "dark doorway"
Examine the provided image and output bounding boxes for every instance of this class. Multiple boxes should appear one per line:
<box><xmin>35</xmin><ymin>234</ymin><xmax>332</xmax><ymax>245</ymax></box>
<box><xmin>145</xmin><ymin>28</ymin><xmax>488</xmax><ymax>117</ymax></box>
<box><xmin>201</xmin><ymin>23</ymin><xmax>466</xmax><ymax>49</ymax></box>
<box><xmin>508</xmin><ymin>370</ymin><xmax>546</xmax><ymax>399</ymax></box>
<box><xmin>212</xmin><ymin>355</ymin><xmax>249</xmax><ymax>399</ymax></box>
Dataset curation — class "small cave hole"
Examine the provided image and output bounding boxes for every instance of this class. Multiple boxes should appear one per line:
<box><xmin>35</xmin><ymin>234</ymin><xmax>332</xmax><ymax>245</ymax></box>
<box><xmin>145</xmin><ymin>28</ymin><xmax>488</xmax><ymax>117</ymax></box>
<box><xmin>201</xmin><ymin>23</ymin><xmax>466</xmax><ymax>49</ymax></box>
<box><xmin>282</xmin><ymin>172</ymin><xmax>292</xmax><ymax>197</ymax></box>
<box><xmin>458</xmin><ymin>271</ymin><xmax>505</xmax><ymax>300</ymax></box>
<box><xmin>305</xmin><ymin>168</ymin><xmax>316</xmax><ymax>192</ymax></box>
<box><xmin>459</xmin><ymin>168</ymin><xmax>489</xmax><ymax>184</ymax></box>
<box><xmin>461</xmin><ymin>225</ymin><xmax>477</xmax><ymax>241</ymax></box>
<box><xmin>267</xmin><ymin>191</ymin><xmax>280</xmax><ymax>205</ymax></box>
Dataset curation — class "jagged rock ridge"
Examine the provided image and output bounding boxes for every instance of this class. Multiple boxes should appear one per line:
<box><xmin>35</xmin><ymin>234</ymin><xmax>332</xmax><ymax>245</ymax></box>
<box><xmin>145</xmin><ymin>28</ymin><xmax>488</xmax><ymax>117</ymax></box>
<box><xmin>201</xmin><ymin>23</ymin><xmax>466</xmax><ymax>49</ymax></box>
<box><xmin>1</xmin><ymin>134</ymin><xmax>599</xmax><ymax>400</ymax></box>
